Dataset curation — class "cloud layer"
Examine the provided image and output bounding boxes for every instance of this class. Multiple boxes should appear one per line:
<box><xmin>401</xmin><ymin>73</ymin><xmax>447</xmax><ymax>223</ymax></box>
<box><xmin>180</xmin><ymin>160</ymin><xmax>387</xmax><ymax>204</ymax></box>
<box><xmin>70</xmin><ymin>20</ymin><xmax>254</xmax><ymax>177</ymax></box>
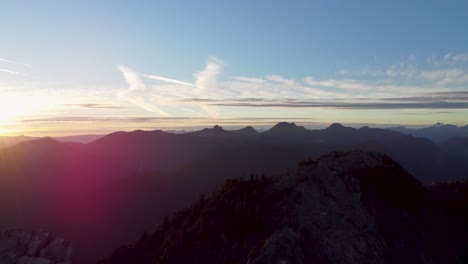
<box><xmin>117</xmin><ymin>53</ymin><xmax>468</xmax><ymax>116</ymax></box>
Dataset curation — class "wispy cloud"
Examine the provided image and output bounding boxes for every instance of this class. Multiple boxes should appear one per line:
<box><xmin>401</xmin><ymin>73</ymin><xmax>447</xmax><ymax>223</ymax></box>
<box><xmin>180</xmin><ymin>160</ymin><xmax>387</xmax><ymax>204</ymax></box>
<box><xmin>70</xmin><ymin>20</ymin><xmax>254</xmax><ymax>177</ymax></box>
<box><xmin>232</xmin><ymin>76</ymin><xmax>267</xmax><ymax>83</ymax></box>
<box><xmin>303</xmin><ymin>77</ymin><xmax>370</xmax><ymax>90</ymax></box>
<box><xmin>0</xmin><ymin>57</ymin><xmax>31</xmax><ymax>67</ymax></box>
<box><xmin>444</xmin><ymin>52</ymin><xmax>468</xmax><ymax>64</ymax></box>
<box><xmin>418</xmin><ymin>68</ymin><xmax>468</xmax><ymax>86</ymax></box>
<box><xmin>266</xmin><ymin>75</ymin><xmax>297</xmax><ymax>86</ymax></box>
<box><xmin>194</xmin><ymin>57</ymin><xmax>223</xmax><ymax>97</ymax></box>
<box><xmin>118</xmin><ymin>65</ymin><xmax>171</xmax><ymax>116</ymax></box>
<box><xmin>116</xmin><ymin>54</ymin><xmax>468</xmax><ymax>116</ymax></box>
<box><xmin>399</xmin><ymin>111</ymin><xmax>457</xmax><ymax>115</ymax></box>
<box><xmin>0</xmin><ymin>68</ymin><xmax>25</xmax><ymax>75</ymax></box>
<box><xmin>18</xmin><ymin>116</ymin><xmax>317</xmax><ymax>125</ymax></box>
<box><xmin>210</xmin><ymin>101</ymin><xmax>468</xmax><ymax>109</ymax></box>
<box><xmin>63</xmin><ymin>103</ymin><xmax>128</xmax><ymax>109</ymax></box>
<box><xmin>143</xmin><ymin>74</ymin><xmax>195</xmax><ymax>86</ymax></box>
<box><xmin>118</xmin><ymin>57</ymin><xmax>225</xmax><ymax>117</ymax></box>
<box><xmin>193</xmin><ymin>57</ymin><xmax>223</xmax><ymax>117</ymax></box>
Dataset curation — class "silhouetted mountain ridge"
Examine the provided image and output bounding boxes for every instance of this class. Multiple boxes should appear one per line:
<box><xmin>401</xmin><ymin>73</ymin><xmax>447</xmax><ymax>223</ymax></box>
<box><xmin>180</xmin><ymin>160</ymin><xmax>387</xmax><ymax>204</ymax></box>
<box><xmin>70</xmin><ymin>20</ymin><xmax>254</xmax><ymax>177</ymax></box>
<box><xmin>100</xmin><ymin>151</ymin><xmax>468</xmax><ymax>264</ymax></box>
<box><xmin>188</xmin><ymin>125</ymin><xmax>259</xmax><ymax>138</ymax></box>
<box><xmin>389</xmin><ymin>122</ymin><xmax>468</xmax><ymax>142</ymax></box>
<box><xmin>0</xmin><ymin>134</ymin><xmax>104</xmax><ymax>149</ymax></box>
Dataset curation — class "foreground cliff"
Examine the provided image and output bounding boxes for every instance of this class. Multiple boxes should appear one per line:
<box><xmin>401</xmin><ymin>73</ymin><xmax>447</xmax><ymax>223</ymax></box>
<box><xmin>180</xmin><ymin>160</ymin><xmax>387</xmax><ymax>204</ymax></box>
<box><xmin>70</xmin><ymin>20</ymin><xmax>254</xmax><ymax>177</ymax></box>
<box><xmin>100</xmin><ymin>151</ymin><xmax>467</xmax><ymax>264</ymax></box>
<box><xmin>0</xmin><ymin>229</ymin><xmax>73</xmax><ymax>264</ymax></box>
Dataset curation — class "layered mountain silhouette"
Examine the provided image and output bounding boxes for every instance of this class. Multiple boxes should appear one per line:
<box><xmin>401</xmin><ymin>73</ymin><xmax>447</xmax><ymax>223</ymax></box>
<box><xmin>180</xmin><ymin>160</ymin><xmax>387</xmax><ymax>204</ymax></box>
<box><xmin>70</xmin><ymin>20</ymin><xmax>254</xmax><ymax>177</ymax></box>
<box><xmin>99</xmin><ymin>151</ymin><xmax>468</xmax><ymax>264</ymax></box>
<box><xmin>390</xmin><ymin>122</ymin><xmax>468</xmax><ymax>142</ymax></box>
<box><xmin>0</xmin><ymin>134</ymin><xmax>103</xmax><ymax>149</ymax></box>
<box><xmin>0</xmin><ymin>135</ymin><xmax>38</xmax><ymax>149</ymax></box>
<box><xmin>0</xmin><ymin>123</ymin><xmax>467</xmax><ymax>263</ymax></box>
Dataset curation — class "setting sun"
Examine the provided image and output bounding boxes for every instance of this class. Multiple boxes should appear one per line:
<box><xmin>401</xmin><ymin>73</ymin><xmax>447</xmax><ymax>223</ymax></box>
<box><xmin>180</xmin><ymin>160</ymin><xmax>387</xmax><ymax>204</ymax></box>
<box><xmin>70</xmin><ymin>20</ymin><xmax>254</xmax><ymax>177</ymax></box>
<box><xmin>0</xmin><ymin>93</ymin><xmax>55</xmax><ymax>122</ymax></box>
<box><xmin>0</xmin><ymin>95</ymin><xmax>29</xmax><ymax>121</ymax></box>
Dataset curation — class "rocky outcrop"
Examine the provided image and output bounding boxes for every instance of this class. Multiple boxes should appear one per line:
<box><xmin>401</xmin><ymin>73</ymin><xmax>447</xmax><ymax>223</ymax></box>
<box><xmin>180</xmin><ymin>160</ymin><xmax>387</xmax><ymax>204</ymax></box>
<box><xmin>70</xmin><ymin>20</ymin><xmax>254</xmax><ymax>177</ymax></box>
<box><xmin>0</xmin><ymin>229</ymin><xmax>73</xmax><ymax>264</ymax></box>
<box><xmin>99</xmin><ymin>151</ymin><xmax>467</xmax><ymax>264</ymax></box>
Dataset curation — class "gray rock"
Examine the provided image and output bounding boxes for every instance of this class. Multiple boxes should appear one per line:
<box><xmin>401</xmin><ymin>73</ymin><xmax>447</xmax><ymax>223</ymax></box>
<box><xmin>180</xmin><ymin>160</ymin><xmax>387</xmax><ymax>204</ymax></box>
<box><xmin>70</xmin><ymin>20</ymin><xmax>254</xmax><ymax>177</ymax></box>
<box><xmin>27</xmin><ymin>231</ymin><xmax>52</xmax><ymax>256</ymax></box>
<box><xmin>0</xmin><ymin>229</ymin><xmax>73</xmax><ymax>264</ymax></box>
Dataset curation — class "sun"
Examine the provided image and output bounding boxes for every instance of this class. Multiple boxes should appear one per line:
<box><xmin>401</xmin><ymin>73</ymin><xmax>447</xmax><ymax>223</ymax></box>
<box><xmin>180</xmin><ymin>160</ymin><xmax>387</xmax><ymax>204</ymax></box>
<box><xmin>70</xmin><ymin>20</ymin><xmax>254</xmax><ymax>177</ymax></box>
<box><xmin>0</xmin><ymin>96</ymin><xmax>27</xmax><ymax>121</ymax></box>
<box><xmin>0</xmin><ymin>94</ymin><xmax>50</xmax><ymax>122</ymax></box>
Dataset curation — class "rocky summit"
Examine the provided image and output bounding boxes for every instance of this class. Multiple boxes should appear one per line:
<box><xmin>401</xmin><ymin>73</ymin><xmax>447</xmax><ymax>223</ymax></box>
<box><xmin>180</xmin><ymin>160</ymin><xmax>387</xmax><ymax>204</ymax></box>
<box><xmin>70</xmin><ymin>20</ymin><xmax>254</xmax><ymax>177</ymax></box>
<box><xmin>99</xmin><ymin>151</ymin><xmax>467</xmax><ymax>264</ymax></box>
<box><xmin>0</xmin><ymin>229</ymin><xmax>73</xmax><ymax>264</ymax></box>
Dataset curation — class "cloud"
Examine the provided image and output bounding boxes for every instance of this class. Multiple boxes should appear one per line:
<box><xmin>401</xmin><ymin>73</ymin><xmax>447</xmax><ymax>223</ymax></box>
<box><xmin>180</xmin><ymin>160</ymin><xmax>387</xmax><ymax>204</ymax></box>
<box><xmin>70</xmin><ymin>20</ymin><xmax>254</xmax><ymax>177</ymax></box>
<box><xmin>444</xmin><ymin>52</ymin><xmax>468</xmax><ymax>63</ymax></box>
<box><xmin>0</xmin><ymin>57</ymin><xmax>31</xmax><ymax>67</ymax></box>
<box><xmin>418</xmin><ymin>69</ymin><xmax>468</xmax><ymax>86</ymax></box>
<box><xmin>117</xmin><ymin>54</ymin><xmax>468</xmax><ymax>116</ymax></box>
<box><xmin>192</xmin><ymin>57</ymin><xmax>224</xmax><ymax>117</ymax></box>
<box><xmin>117</xmin><ymin>58</ymin><xmax>226</xmax><ymax>117</ymax></box>
<box><xmin>232</xmin><ymin>76</ymin><xmax>267</xmax><ymax>83</ymax></box>
<box><xmin>182</xmin><ymin>89</ymin><xmax>468</xmax><ymax>110</ymax></box>
<box><xmin>303</xmin><ymin>77</ymin><xmax>370</xmax><ymax>90</ymax></box>
<box><xmin>194</xmin><ymin>57</ymin><xmax>223</xmax><ymax>97</ymax></box>
<box><xmin>385</xmin><ymin>55</ymin><xmax>418</xmax><ymax>78</ymax></box>
<box><xmin>143</xmin><ymin>74</ymin><xmax>195</xmax><ymax>87</ymax></box>
<box><xmin>399</xmin><ymin>111</ymin><xmax>456</xmax><ymax>115</ymax></box>
<box><xmin>19</xmin><ymin>116</ymin><xmax>193</xmax><ymax>123</ymax></box>
<box><xmin>118</xmin><ymin>65</ymin><xmax>171</xmax><ymax>116</ymax></box>
<box><xmin>63</xmin><ymin>103</ymin><xmax>128</xmax><ymax>109</ymax></box>
<box><xmin>210</xmin><ymin>101</ymin><xmax>468</xmax><ymax>109</ymax></box>
<box><xmin>19</xmin><ymin>116</ymin><xmax>317</xmax><ymax>125</ymax></box>
<box><xmin>0</xmin><ymin>68</ymin><xmax>25</xmax><ymax>75</ymax></box>
<box><xmin>379</xmin><ymin>91</ymin><xmax>468</xmax><ymax>102</ymax></box>
<box><xmin>266</xmin><ymin>75</ymin><xmax>297</xmax><ymax>86</ymax></box>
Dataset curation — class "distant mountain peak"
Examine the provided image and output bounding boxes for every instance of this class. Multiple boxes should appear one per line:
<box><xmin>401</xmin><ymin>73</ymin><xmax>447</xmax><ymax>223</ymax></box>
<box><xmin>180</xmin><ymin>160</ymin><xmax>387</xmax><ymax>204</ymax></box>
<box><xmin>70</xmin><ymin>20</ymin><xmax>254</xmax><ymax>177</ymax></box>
<box><xmin>270</xmin><ymin>122</ymin><xmax>302</xmax><ymax>130</ymax></box>
<box><xmin>326</xmin><ymin>123</ymin><xmax>346</xmax><ymax>130</ymax></box>
<box><xmin>189</xmin><ymin>125</ymin><xmax>228</xmax><ymax>137</ymax></box>
<box><xmin>14</xmin><ymin>137</ymin><xmax>60</xmax><ymax>148</ymax></box>
<box><xmin>213</xmin><ymin>125</ymin><xmax>224</xmax><ymax>131</ymax></box>
<box><xmin>33</xmin><ymin>137</ymin><xmax>58</xmax><ymax>144</ymax></box>
<box><xmin>235</xmin><ymin>126</ymin><xmax>258</xmax><ymax>135</ymax></box>
<box><xmin>429</xmin><ymin>122</ymin><xmax>458</xmax><ymax>129</ymax></box>
<box><xmin>263</xmin><ymin>122</ymin><xmax>310</xmax><ymax>138</ymax></box>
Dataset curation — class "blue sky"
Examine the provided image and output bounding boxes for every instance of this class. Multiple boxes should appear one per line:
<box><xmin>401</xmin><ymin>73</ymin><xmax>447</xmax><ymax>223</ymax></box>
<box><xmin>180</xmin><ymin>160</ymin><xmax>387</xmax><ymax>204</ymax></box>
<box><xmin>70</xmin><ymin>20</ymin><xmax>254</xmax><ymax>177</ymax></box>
<box><xmin>1</xmin><ymin>1</ymin><xmax>468</xmax><ymax>135</ymax></box>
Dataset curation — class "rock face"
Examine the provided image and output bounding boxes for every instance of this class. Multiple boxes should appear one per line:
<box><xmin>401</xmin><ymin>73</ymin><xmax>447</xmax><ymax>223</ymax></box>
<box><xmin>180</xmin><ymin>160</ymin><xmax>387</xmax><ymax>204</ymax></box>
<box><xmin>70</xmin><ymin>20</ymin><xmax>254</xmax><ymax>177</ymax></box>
<box><xmin>99</xmin><ymin>151</ymin><xmax>467</xmax><ymax>264</ymax></box>
<box><xmin>0</xmin><ymin>229</ymin><xmax>73</xmax><ymax>264</ymax></box>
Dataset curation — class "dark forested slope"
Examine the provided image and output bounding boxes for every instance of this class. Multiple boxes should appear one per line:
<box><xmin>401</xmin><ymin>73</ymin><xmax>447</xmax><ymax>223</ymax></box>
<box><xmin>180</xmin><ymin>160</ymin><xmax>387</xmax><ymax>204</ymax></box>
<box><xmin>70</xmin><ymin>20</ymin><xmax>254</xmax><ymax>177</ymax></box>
<box><xmin>100</xmin><ymin>151</ymin><xmax>468</xmax><ymax>264</ymax></box>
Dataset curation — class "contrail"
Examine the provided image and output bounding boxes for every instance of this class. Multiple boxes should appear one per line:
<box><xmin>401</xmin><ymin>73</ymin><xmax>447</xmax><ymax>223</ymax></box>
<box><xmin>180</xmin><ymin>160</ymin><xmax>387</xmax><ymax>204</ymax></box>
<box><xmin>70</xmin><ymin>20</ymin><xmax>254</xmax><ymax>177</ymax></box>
<box><xmin>118</xmin><ymin>65</ymin><xmax>171</xmax><ymax>117</ymax></box>
<box><xmin>143</xmin><ymin>74</ymin><xmax>195</xmax><ymax>87</ymax></box>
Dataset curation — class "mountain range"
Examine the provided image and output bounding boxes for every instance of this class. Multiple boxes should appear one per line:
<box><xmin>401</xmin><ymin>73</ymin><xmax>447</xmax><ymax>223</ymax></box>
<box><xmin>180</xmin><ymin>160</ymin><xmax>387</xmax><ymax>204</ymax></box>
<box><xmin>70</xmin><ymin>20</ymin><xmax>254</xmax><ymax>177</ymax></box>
<box><xmin>389</xmin><ymin>122</ymin><xmax>468</xmax><ymax>142</ymax></box>
<box><xmin>0</xmin><ymin>123</ymin><xmax>467</xmax><ymax>263</ymax></box>
<box><xmin>0</xmin><ymin>134</ymin><xmax>103</xmax><ymax>149</ymax></box>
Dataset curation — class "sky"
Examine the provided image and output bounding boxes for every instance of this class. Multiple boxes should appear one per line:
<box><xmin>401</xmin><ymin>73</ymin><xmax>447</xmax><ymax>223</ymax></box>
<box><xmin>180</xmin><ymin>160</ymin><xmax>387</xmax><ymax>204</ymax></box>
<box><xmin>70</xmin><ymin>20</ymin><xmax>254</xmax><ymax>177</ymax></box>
<box><xmin>1</xmin><ymin>0</ymin><xmax>468</xmax><ymax>136</ymax></box>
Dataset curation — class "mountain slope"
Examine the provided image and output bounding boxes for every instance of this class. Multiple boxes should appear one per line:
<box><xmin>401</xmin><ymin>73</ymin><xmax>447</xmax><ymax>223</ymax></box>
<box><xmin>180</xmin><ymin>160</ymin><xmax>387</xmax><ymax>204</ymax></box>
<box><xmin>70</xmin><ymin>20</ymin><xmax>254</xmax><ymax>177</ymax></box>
<box><xmin>0</xmin><ymin>134</ymin><xmax>104</xmax><ymax>149</ymax></box>
<box><xmin>100</xmin><ymin>151</ymin><xmax>467</xmax><ymax>264</ymax></box>
<box><xmin>0</xmin><ymin>135</ymin><xmax>39</xmax><ymax>149</ymax></box>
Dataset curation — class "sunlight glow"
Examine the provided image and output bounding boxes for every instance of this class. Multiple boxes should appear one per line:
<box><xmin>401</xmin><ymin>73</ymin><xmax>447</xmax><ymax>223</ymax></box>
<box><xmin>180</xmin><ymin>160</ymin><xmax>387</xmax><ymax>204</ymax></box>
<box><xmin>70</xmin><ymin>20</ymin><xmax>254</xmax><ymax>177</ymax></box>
<box><xmin>0</xmin><ymin>94</ymin><xmax>54</xmax><ymax>122</ymax></box>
